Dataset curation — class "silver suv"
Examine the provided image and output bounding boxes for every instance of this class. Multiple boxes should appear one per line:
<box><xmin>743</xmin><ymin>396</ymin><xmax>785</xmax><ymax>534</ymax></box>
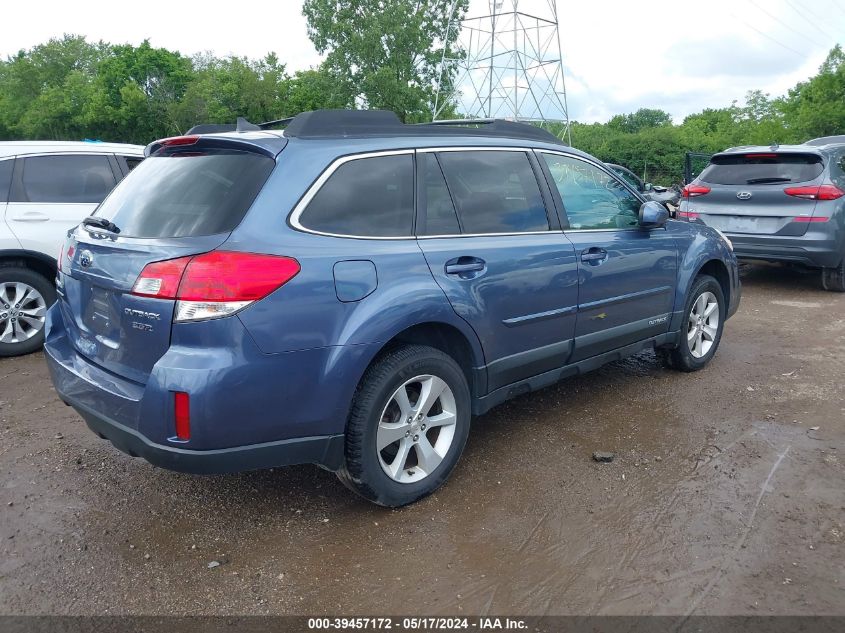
<box><xmin>679</xmin><ymin>136</ymin><xmax>845</xmax><ymax>291</ymax></box>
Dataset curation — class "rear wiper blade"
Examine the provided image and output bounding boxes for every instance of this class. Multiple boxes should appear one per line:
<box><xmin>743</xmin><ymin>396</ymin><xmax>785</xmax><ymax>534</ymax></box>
<box><xmin>745</xmin><ymin>177</ymin><xmax>791</xmax><ymax>184</ymax></box>
<box><xmin>82</xmin><ymin>216</ymin><xmax>120</xmax><ymax>234</ymax></box>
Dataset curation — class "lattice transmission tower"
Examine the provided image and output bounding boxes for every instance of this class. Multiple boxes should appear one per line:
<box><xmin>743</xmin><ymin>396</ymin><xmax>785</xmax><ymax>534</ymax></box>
<box><xmin>433</xmin><ymin>0</ymin><xmax>571</xmax><ymax>143</ymax></box>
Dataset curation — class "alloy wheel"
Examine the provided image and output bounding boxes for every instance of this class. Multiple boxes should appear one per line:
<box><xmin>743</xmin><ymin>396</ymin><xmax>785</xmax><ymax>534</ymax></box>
<box><xmin>687</xmin><ymin>290</ymin><xmax>719</xmax><ymax>359</ymax></box>
<box><xmin>0</xmin><ymin>282</ymin><xmax>47</xmax><ymax>344</ymax></box>
<box><xmin>376</xmin><ymin>374</ymin><xmax>457</xmax><ymax>484</ymax></box>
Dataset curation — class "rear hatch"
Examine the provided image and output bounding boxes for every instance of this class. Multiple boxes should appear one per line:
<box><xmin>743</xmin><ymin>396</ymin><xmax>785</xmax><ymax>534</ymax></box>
<box><xmin>58</xmin><ymin>138</ymin><xmax>278</xmax><ymax>384</ymax></box>
<box><xmin>686</xmin><ymin>151</ymin><xmax>824</xmax><ymax>235</ymax></box>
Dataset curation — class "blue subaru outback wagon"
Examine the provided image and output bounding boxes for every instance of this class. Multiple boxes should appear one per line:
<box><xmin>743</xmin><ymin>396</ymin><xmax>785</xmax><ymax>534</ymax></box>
<box><xmin>44</xmin><ymin>110</ymin><xmax>740</xmax><ymax>506</ymax></box>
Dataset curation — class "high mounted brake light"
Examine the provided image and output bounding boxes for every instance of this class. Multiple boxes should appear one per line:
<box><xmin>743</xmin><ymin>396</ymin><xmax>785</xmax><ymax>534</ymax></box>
<box><xmin>159</xmin><ymin>135</ymin><xmax>200</xmax><ymax>147</ymax></box>
<box><xmin>131</xmin><ymin>251</ymin><xmax>300</xmax><ymax>322</ymax></box>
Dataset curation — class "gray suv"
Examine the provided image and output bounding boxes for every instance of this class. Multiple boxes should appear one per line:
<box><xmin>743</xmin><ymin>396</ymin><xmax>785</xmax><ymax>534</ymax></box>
<box><xmin>678</xmin><ymin>136</ymin><xmax>845</xmax><ymax>291</ymax></box>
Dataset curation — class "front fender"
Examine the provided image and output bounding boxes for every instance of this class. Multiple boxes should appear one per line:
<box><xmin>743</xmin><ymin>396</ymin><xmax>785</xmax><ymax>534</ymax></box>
<box><xmin>670</xmin><ymin>222</ymin><xmax>739</xmax><ymax>333</ymax></box>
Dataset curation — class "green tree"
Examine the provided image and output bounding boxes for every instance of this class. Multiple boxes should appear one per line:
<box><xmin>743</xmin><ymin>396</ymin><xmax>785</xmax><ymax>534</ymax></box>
<box><xmin>301</xmin><ymin>0</ymin><xmax>468</xmax><ymax>122</ymax></box>
<box><xmin>781</xmin><ymin>45</ymin><xmax>845</xmax><ymax>140</ymax></box>
<box><xmin>607</xmin><ymin>108</ymin><xmax>672</xmax><ymax>134</ymax></box>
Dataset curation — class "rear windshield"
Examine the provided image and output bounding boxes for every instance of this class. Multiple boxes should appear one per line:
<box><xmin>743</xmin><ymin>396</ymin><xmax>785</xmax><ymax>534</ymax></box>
<box><xmin>699</xmin><ymin>153</ymin><xmax>823</xmax><ymax>185</ymax></box>
<box><xmin>94</xmin><ymin>149</ymin><xmax>274</xmax><ymax>238</ymax></box>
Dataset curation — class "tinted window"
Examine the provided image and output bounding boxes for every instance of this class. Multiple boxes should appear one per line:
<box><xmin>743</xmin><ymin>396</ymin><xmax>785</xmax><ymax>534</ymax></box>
<box><xmin>300</xmin><ymin>154</ymin><xmax>414</xmax><ymax>237</ymax></box>
<box><xmin>95</xmin><ymin>150</ymin><xmax>274</xmax><ymax>238</ymax></box>
<box><xmin>0</xmin><ymin>159</ymin><xmax>12</xmax><ymax>203</ymax></box>
<box><xmin>542</xmin><ymin>154</ymin><xmax>640</xmax><ymax>231</ymax></box>
<box><xmin>699</xmin><ymin>153</ymin><xmax>824</xmax><ymax>185</ymax></box>
<box><xmin>437</xmin><ymin>151</ymin><xmax>548</xmax><ymax>234</ymax></box>
<box><xmin>421</xmin><ymin>153</ymin><xmax>460</xmax><ymax>235</ymax></box>
<box><xmin>20</xmin><ymin>155</ymin><xmax>115</xmax><ymax>203</ymax></box>
<box><xmin>830</xmin><ymin>152</ymin><xmax>845</xmax><ymax>190</ymax></box>
<box><xmin>124</xmin><ymin>157</ymin><xmax>143</xmax><ymax>172</ymax></box>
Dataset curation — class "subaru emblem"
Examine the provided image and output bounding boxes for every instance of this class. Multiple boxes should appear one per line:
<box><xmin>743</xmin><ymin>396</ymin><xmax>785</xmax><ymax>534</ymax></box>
<box><xmin>79</xmin><ymin>250</ymin><xmax>94</xmax><ymax>268</ymax></box>
<box><xmin>736</xmin><ymin>191</ymin><xmax>752</xmax><ymax>200</ymax></box>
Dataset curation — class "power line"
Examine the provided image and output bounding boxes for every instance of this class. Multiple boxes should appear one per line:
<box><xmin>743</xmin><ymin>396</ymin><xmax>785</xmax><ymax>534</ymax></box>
<box><xmin>747</xmin><ymin>0</ymin><xmax>818</xmax><ymax>46</ymax></box>
<box><xmin>782</xmin><ymin>0</ymin><xmax>838</xmax><ymax>43</ymax></box>
<box><xmin>728</xmin><ymin>9</ymin><xmax>806</xmax><ymax>57</ymax></box>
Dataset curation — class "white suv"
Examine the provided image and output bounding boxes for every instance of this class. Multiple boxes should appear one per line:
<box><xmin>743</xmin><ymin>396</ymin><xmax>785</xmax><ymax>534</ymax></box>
<box><xmin>0</xmin><ymin>141</ymin><xmax>145</xmax><ymax>356</ymax></box>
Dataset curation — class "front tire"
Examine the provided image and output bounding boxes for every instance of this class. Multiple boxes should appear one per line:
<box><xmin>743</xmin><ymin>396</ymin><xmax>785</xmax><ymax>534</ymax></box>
<box><xmin>821</xmin><ymin>257</ymin><xmax>845</xmax><ymax>292</ymax></box>
<box><xmin>663</xmin><ymin>274</ymin><xmax>725</xmax><ymax>372</ymax></box>
<box><xmin>337</xmin><ymin>344</ymin><xmax>471</xmax><ymax>507</ymax></box>
<box><xmin>0</xmin><ymin>266</ymin><xmax>56</xmax><ymax>358</ymax></box>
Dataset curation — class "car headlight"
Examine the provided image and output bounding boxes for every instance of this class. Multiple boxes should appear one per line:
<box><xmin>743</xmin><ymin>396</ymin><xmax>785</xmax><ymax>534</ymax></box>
<box><xmin>714</xmin><ymin>228</ymin><xmax>733</xmax><ymax>251</ymax></box>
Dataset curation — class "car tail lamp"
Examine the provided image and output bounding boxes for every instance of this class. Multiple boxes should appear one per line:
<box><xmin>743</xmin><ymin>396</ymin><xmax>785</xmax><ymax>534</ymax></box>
<box><xmin>677</xmin><ymin>211</ymin><xmax>700</xmax><ymax>220</ymax></box>
<box><xmin>174</xmin><ymin>392</ymin><xmax>190</xmax><ymax>440</ymax></box>
<box><xmin>784</xmin><ymin>184</ymin><xmax>844</xmax><ymax>201</ymax></box>
<box><xmin>682</xmin><ymin>184</ymin><xmax>711</xmax><ymax>198</ymax></box>
<box><xmin>131</xmin><ymin>251</ymin><xmax>300</xmax><ymax>322</ymax></box>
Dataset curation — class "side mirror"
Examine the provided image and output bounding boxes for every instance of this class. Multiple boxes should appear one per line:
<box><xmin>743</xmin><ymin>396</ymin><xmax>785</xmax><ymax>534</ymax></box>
<box><xmin>639</xmin><ymin>200</ymin><xmax>670</xmax><ymax>228</ymax></box>
<box><xmin>643</xmin><ymin>182</ymin><xmax>653</xmax><ymax>192</ymax></box>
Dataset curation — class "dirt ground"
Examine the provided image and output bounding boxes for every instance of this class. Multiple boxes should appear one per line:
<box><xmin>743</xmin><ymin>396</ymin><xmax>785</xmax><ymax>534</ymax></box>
<box><xmin>0</xmin><ymin>262</ymin><xmax>842</xmax><ymax>616</ymax></box>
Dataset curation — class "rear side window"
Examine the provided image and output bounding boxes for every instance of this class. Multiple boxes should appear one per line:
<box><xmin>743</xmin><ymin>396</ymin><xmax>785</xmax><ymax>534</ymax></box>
<box><xmin>699</xmin><ymin>153</ymin><xmax>824</xmax><ymax>185</ymax></box>
<box><xmin>95</xmin><ymin>150</ymin><xmax>274</xmax><ymax>238</ymax></box>
<box><xmin>830</xmin><ymin>152</ymin><xmax>845</xmax><ymax>190</ymax></box>
<box><xmin>299</xmin><ymin>154</ymin><xmax>414</xmax><ymax>237</ymax></box>
<box><xmin>436</xmin><ymin>151</ymin><xmax>549</xmax><ymax>234</ymax></box>
<box><xmin>19</xmin><ymin>155</ymin><xmax>116</xmax><ymax>203</ymax></box>
<box><xmin>0</xmin><ymin>159</ymin><xmax>12</xmax><ymax>202</ymax></box>
<box><xmin>124</xmin><ymin>157</ymin><xmax>143</xmax><ymax>172</ymax></box>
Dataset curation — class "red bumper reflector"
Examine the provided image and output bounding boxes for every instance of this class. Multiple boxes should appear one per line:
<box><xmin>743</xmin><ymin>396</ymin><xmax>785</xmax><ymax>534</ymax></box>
<box><xmin>677</xmin><ymin>211</ymin><xmax>700</xmax><ymax>219</ymax></box>
<box><xmin>793</xmin><ymin>216</ymin><xmax>830</xmax><ymax>223</ymax></box>
<box><xmin>174</xmin><ymin>392</ymin><xmax>190</xmax><ymax>440</ymax></box>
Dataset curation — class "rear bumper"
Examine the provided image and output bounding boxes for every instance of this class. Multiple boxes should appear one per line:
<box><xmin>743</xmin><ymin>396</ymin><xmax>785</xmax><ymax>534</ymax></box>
<box><xmin>45</xmin><ymin>343</ymin><xmax>346</xmax><ymax>473</ymax></box>
<box><xmin>72</xmin><ymin>396</ymin><xmax>344</xmax><ymax>474</ymax></box>
<box><xmin>42</xmin><ymin>303</ymin><xmax>366</xmax><ymax>473</ymax></box>
<box><xmin>728</xmin><ymin>233</ymin><xmax>843</xmax><ymax>268</ymax></box>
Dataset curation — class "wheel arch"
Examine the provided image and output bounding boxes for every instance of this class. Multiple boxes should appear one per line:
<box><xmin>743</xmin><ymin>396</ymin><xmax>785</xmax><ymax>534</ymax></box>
<box><xmin>0</xmin><ymin>249</ymin><xmax>58</xmax><ymax>285</ymax></box>
<box><xmin>696</xmin><ymin>259</ymin><xmax>731</xmax><ymax>308</ymax></box>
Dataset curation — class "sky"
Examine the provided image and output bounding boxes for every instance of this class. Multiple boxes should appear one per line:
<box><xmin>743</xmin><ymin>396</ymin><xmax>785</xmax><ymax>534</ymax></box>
<box><xmin>1</xmin><ymin>0</ymin><xmax>842</xmax><ymax>124</ymax></box>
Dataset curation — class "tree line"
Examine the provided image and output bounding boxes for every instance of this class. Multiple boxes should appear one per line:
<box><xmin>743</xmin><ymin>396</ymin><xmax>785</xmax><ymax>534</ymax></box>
<box><xmin>0</xmin><ymin>0</ymin><xmax>841</xmax><ymax>185</ymax></box>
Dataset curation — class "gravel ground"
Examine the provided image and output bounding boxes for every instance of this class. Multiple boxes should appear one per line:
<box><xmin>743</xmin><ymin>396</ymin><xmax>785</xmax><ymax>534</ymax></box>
<box><xmin>0</xmin><ymin>262</ymin><xmax>842</xmax><ymax>615</ymax></box>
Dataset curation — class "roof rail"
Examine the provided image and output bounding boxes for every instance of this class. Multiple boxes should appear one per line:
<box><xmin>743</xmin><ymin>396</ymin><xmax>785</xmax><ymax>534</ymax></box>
<box><xmin>185</xmin><ymin>110</ymin><xmax>567</xmax><ymax>145</ymax></box>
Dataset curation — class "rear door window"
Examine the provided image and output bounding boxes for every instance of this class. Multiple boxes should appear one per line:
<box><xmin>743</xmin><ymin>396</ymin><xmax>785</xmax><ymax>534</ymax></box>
<box><xmin>699</xmin><ymin>153</ymin><xmax>824</xmax><ymax>185</ymax></box>
<box><xmin>436</xmin><ymin>150</ymin><xmax>549</xmax><ymax>234</ymax></box>
<box><xmin>95</xmin><ymin>149</ymin><xmax>274</xmax><ymax>238</ymax></box>
<box><xmin>18</xmin><ymin>154</ymin><xmax>116</xmax><ymax>203</ymax></box>
<box><xmin>0</xmin><ymin>159</ymin><xmax>12</xmax><ymax>202</ymax></box>
<box><xmin>830</xmin><ymin>152</ymin><xmax>845</xmax><ymax>190</ymax></box>
<box><xmin>299</xmin><ymin>154</ymin><xmax>414</xmax><ymax>237</ymax></box>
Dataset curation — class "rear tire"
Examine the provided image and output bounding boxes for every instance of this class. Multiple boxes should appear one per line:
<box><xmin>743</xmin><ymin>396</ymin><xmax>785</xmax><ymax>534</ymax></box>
<box><xmin>0</xmin><ymin>266</ymin><xmax>56</xmax><ymax>358</ymax></box>
<box><xmin>337</xmin><ymin>344</ymin><xmax>471</xmax><ymax>507</ymax></box>
<box><xmin>821</xmin><ymin>257</ymin><xmax>845</xmax><ymax>292</ymax></box>
<box><xmin>664</xmin><ymin>274</ymin><xmax>725</xmax><ymax>372</ymax></box>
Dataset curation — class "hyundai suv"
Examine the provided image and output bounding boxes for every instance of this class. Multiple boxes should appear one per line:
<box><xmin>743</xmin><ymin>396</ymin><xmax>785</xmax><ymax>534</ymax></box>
<box><xmin>0</xmin><ymin>141</ymin><xmax>145</xmax><ymax>356</ymax></box>
<box><xmin>679</xmin><ymin>137</ymin><xmax>845</xmax><ymax>291</ymax></box>
<box><xmin>44</xmin><ymin>110</ymin><xmax>740</xmax><ymax>507</ymax></box>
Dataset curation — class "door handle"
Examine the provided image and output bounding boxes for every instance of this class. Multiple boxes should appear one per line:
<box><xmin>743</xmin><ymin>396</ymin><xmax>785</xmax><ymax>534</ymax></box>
<box><xmin>581</xmin><ymin>247</ymin><xmax>608</xmax><ymax>264</ymax></box>
<box><xmin>445</xmin><ymin>256</ymin><xmax>486</xmax><ymax>276</ymax></box>
<box><xmin>13</xmin><ymin>212</ymin><xmax>50</xmax><ymax>222</ymax></box>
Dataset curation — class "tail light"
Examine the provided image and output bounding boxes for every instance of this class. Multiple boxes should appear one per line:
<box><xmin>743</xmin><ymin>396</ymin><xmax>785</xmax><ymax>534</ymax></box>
<box><xmin>793</xmin><ymin>216</ymin><xmax>830</xmax><ymax>223</ymax></box>
<box><xmin>784</xmin><ymin>184</ymin><xmax>844</xmax><ymax>200</ymax></box>
<box><xmin>132</xmin><ymin>251</ymin><xmax>300</xmax><ymax>322</ymax></box>
<box><xmin>682</xmin><ymin>184</ymin><xmax>711</xmax><ymax>198</ymax></box>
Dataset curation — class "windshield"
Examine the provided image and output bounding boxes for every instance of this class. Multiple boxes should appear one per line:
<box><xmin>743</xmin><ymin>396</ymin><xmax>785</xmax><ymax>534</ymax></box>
<box><xmin>95</xmin><ymin>149</ymin><xmax>274</xmax><ymax>238</ymax></box>
<box><xmin>700</xmin><ymin>153</ymin><xmax>823</xmax><ymax>186</ymax></box>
